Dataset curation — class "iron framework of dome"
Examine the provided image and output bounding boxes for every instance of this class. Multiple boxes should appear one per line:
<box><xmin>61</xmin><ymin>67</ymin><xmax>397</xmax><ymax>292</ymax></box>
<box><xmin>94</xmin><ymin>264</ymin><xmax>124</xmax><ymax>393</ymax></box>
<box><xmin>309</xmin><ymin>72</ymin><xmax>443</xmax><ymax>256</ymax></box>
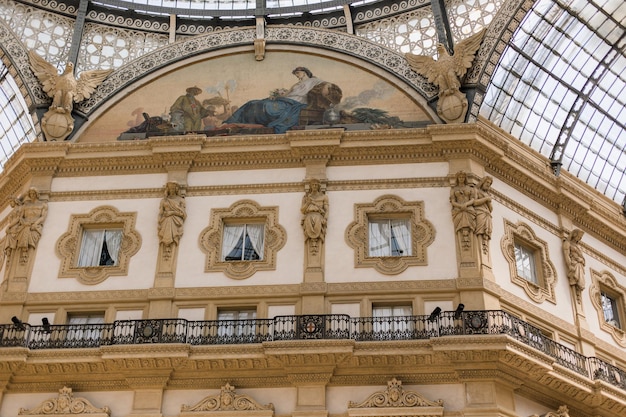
<box><xmin>0</xmin><ymin>0</ymin><xmax>624</xmax><ymax>205</ymax></box>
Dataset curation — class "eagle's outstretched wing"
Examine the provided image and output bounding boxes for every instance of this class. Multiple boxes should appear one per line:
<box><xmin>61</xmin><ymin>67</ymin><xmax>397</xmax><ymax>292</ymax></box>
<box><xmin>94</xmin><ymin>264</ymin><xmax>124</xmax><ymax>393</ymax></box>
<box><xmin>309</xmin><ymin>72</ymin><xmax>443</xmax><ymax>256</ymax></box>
<box><xmin>451</xmin><ymin>29</ymin><xmax>486</xmax><ymax>78</ymax></box>
<box><xmin>404</xmin><ymin>53</ymin><xmax>440</xmax><ymax>85</ymax></box>
<box><xmin>74</xmin><ymin>69</ymin><xmax>113</xmax><ymax>102</ymax></box>
<box><xmin>28</xmin><ymin>51</ymin><xmax>61</xmax><ymax>98</ymax></box>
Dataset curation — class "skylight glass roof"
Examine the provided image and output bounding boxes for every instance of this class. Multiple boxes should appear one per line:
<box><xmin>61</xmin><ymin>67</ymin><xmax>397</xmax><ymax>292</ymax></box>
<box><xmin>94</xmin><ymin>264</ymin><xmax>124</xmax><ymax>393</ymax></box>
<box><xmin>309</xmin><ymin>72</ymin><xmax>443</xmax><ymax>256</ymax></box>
<box><xmin>0</xmin><ymin>62</ymin><xmax>36</xmax><ymax>168</ymax></box>
<box><xmin>480</xmin><ymin>0</ymin><xmax>625</xmax><ymax>204</ymax></box>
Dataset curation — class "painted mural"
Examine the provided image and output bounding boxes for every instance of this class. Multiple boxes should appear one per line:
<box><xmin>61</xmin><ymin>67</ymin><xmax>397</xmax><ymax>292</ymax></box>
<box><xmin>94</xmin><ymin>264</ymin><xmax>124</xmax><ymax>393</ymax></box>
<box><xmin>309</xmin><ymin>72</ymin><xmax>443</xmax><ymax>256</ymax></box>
<box><xmin>79</xmin><ymin>52</ymin><xmax>434</xmax><ymax>142</ymax></box>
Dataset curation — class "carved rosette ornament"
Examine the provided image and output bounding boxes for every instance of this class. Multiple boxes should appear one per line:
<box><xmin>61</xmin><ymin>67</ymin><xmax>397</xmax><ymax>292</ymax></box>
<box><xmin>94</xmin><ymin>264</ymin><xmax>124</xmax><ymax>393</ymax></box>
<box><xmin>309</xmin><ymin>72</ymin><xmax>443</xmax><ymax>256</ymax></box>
<box><xmin>348</xmin><ymin>378</ymin><xmax>443</xmax><ymax>417</ymax></box>
<box><xmin>181</xmin><ymin>383</ymin><xmax>274</xmax><ymax>417</ymax></box>
<box><xmin>19</xmin><ymin>386</ymin><xmax>110</xmax><ymax>416</ymax></box>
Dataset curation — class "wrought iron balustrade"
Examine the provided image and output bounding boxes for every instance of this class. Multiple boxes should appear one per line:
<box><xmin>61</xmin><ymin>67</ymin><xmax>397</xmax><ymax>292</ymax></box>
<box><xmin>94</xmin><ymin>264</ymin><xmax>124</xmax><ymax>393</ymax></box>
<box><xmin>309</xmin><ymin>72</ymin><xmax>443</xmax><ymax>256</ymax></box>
<box><xmin>187</xmin><ymin>318</ymin><xmax>273</xmax><ymax>344</ymax></box>
<box><xmin>352</xmin><ymin>315</ymin><xmax>438</xmax><ymax>341</ymax></box>
<box><xmin>1</xmin><ymin>310</ymin><xmax>624</xmax><ymax>391</ymax></box>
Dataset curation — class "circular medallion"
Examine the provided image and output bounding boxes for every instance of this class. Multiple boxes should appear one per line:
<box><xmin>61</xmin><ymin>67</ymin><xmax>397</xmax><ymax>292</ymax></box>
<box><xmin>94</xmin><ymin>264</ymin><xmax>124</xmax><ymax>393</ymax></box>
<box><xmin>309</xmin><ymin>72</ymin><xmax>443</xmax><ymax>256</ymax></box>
<box><xmin>142</xmin><ymin>325</ymin><xmax>154</xmax><ymax>337</ymax></box>
<box><xmin>470</xmin><ymin>315</ymin><xmax>485</xmax><ymax>329</ymax></box>
<box><xmin>42</xmin><ymin>111</ymin><xmax>74</xmax><ymax>141</ymax></box>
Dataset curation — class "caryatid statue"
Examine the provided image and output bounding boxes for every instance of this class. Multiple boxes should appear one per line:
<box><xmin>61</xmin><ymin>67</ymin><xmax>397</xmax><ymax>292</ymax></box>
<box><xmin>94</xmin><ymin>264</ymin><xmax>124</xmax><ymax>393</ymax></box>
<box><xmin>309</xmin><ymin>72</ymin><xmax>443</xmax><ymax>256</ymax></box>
<box><xmin>563</xmin><ymin>229</ymin><xmax>585</xmax><ymax>302</ymax></box>
<box><xmin>301</xmin><ymin>178</ymin><xmax>329</xmax><ymax>255</ymax></box>
<box><xmin>158</xmin><ymin>181</ymin><xmax>186</xmax><ymax>260</ymax></box>
<box><xmin>6</xmin><ymin>187</ymin><xmax>48</xmax><ymax>264</ymax></box>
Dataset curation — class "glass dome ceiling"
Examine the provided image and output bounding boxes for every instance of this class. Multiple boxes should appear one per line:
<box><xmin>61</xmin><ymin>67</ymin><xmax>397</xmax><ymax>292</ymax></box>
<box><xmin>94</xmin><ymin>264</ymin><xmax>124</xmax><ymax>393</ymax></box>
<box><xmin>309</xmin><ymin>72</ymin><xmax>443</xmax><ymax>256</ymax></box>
<box><xmin>0</xmin><ymin>0</ymin><xmax>624</xmax><ymax>205</ymax></box>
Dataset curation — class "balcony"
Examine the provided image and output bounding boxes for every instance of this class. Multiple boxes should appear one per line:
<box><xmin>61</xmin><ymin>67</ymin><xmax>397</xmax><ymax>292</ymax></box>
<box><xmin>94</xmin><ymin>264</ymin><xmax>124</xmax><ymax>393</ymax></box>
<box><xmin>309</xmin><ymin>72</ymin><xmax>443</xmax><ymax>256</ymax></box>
<box><xmin>2</xmin><ymin>310</ymin><xmax>625</xmax><ymax>391</ymax></box>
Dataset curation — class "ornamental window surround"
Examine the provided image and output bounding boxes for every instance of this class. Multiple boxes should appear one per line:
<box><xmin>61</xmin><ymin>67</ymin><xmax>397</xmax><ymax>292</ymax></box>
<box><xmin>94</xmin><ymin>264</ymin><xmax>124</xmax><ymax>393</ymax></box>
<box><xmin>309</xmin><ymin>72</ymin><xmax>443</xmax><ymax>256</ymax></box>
<box><xmin>346</xmin><ymin>195</ymin><xmax>435</xmax><ymax>275</ymax></box>
<box><xmin>501</xmin><ymin>220</ymin><xmax>557</xmax><ymax>304</ymax></box>
<box><xmin>590</xmin><ymin>270</ymin><xmax>626</xmax><ymax>346</ymax></box>
<box><xmin>200</xmin><ymin>200</ymin><xmax>286</xmax><ymax>280</ymax></box>
<box><xmin>56</xmin><ymin>206</ymin><xmax>141</xmax><ymax>285</ymax></box>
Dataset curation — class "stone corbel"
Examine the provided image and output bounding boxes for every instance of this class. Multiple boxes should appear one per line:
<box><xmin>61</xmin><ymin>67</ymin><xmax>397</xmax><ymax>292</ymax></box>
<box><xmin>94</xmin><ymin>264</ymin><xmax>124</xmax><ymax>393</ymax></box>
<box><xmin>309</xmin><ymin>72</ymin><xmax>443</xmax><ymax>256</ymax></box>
<box><xmin>255</xmin><ymin>17</ymin><xmax>266</xmax><ymax>61</ymax></box>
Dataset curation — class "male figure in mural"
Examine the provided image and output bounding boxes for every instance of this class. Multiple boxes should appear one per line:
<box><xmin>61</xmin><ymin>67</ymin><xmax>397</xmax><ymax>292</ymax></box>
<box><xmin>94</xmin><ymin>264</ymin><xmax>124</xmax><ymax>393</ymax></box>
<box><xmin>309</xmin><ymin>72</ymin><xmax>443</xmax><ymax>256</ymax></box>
<box><xmin>563</xmin><ymin>229</ymin><xmax>585</xmax><ymax>299</ymax></box>
<box><xmin>450</xmin><ymin>171</ymin><xmax>476</xmax><ymax>249</ymax></box>
<box><xmin>301</xmin><ymin>178</ymin><xmax>329</xmax><ymax>252</ymax></box>
<box><xmin>170</xmin><ymin>86</ymin><xmax>211</xmax><ymax>132</ymax></box>
<box><xmin>158</xmin><ymin>181</ymin><xmax>186</xmax><ymax>259</ymax></box>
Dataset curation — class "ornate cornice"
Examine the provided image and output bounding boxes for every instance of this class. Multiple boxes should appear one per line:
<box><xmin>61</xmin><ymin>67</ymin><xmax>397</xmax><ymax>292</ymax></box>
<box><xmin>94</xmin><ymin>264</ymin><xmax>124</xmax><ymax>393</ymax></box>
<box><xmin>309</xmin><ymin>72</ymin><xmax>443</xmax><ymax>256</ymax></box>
<box><xmin>1</xmin><ymin>124</ymin><xmax>623</xmax><ymax>254</ymax></box>
<box><xmin>2</xmin><ymin>336</ymin><xmax>625</xmax><ymax>414</ymax></box>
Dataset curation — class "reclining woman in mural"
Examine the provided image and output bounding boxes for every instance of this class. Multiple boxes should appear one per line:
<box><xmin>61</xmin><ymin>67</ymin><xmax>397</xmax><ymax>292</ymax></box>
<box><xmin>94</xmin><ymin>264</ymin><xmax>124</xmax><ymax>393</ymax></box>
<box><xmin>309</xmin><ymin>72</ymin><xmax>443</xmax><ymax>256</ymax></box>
<box><xmin>225</xmin><ymin>67</ymin><xmax>341</xmax><ymax>134</ymax></box>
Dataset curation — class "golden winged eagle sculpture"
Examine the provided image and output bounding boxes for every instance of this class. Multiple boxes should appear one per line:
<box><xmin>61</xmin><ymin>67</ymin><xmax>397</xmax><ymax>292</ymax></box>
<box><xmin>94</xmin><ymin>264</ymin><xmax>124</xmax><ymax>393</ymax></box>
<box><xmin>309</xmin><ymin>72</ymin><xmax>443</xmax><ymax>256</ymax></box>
<box><xmin>28</xmin><ymin>51</ymin><xmax>113</xmax><ymax>141</ymax></box>
<box><xmin>405</xmin><ymin>29</ymin><xmax>485</xmax><ymax>123</ymax></box>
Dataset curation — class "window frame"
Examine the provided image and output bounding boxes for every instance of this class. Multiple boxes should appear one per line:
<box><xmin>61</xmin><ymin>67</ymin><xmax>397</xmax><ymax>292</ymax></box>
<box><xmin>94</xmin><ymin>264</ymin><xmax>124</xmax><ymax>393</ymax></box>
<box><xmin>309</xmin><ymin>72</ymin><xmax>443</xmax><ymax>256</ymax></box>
<box><xmin>590</xmin><ymin>270</ymin><xmax>626</xmax><ymax>346</ymax></box>
<box><xmin>346</xmin><ymin>195</ymin><xmax>435</xmax><ymax>275</ymax></box>
<box><xmin>222</xmin><ymin>222</ymin><xmax>265</xmax><ymax>261</ymax></box>
<box><xmin>66</xmin><ymin>312</ymin><xmax>106</xmax><ymax>342</ymax></box>
<box><xmin>200</xmin><ymin>200</ymin><xmax>286</xmax><ymax>279</ymax></box>
<box><xmin>513</xmin><ymin>239</ymin><xmax>540</xmax><ymax>285</ymax></box>
<box><xmin>77</xmin><ymin>227</ymin><xmax>124</xmax><ymax>267</ymax></box>
<box><xmin>501</xmin><ymin>220</ymin><xmax>556</xmax><ymax>304</ymax></box>
<box><xmin>217</xmin><ymin>308</ymin><xmax>258</xmax><ymax>338</ymax></box>
<box><xmin>56</xmin><ymin>206</ymin><xmax>141</xmax><ymax>284</ymax></box>
<box><xmin>367</xmin><ymin>216</ymin><xmax>412</xmax><ymax>257</ymax></box>
<box><xmin>601</xmin><ymin>291</ymin><xmax>622</xmax><ymax>329</ymax></box>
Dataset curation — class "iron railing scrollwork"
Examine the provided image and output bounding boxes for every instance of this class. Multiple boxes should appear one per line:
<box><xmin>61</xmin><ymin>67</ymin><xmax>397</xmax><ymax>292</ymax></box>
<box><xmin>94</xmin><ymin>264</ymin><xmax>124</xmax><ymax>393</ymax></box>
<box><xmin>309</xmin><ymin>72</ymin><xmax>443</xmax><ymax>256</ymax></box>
<box><xmin>1</xmin><ymin>310</ymin><xmax>624</xmax><ymax>391</ymax></box>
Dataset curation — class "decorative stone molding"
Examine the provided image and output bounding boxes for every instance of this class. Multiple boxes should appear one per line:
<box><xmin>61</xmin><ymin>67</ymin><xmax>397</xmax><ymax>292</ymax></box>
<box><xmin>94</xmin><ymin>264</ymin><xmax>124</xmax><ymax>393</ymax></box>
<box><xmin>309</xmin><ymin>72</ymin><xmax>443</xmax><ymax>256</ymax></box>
<box><xmin>180</xmin><ymin>383</ymin><xmax>274</xmax><ymax>417</ymax></box>
<box><xmin>345</xmin><ymin>195</ymin><xmax>435</xmax><ymax>275</ymax></box>
<box><xmin>199</xmin><ymin>200</ymin><xmax>286</xmax><ymax>279</ymax></box>
<box><xmin>55</xmin><ymin>205</ymin><xmax>141</xmax><ymax>284</ymax></box>
<box><xmin>348</xmin><ymin>378</ymin><xmax>443</xmax><ymax>417</ymax></box>
<box><xmin>19</xmin><ymin>386</ymin><xmax>110</xmax><ymax>416</ymax></box>
<box><xmin>589</xmin><ymin>269</ymin><xmax>626</xmax><ymax>347</ymax></box>
<box><xmin>501</xmin><ymin>220</ymin><xmax>557</xmax><ymax>304</ymax></box>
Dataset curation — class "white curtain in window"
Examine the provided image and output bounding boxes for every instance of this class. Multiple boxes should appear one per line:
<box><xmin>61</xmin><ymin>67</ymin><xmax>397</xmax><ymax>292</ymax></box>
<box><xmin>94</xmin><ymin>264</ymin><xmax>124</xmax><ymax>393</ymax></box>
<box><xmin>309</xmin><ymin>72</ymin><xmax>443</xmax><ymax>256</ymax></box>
<box><xmin>373</xmin><ymin>305</ymin><xmax>412</xmax><ymax>333</ymax></box>
<box><xmin>222</xmin><ymin>225</ymin><xmax>245</xmax><ymax>260</ymax></box>
<box><xmin>78</xmin><ymin>230</ymin><xmax>105</xmax><ymax>267</ymax></box>
<box><xmin>373</xmin><ymin>306</ymin><xmax>412</xmax><ymax>317</ymax></box>
<box><xmin>218</xmin><ymin>310</ymin><xmax>256</xmax><ymax>336</ymax></box>
<box><xmin>246</xmin><ymin>224</ymin><xmax>264</xmax><ymax>260</ymax></box>
<box><xmin>105</xmin><ymin>230</ymin><xmax>123</xmax><ymax>264</ymax></box>
<box><xmin>369</xmin><ymin>220</ymin><xmax>391</xmax><ymax>256</ymax></box>
<box><xmin>391</xmin><ymin>219</ymin><xmax>411</xmax><ymax>256</ymax></box>
<box><xmin>68</xmin><ymin>315</ymin><xmax>104</xmax><ymax>340</ymax></box>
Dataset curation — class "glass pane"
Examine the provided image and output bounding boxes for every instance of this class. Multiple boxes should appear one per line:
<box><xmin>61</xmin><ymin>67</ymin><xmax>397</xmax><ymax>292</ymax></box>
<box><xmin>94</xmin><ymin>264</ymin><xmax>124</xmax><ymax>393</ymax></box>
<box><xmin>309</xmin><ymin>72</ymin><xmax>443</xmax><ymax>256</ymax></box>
<box><xmin>224</xmin><ymin>224</ymin><xmax>262</xmax><ymax>261</ymax></box>
<box><xmin>514</xmin><ymin>243</ymin><xmax>538</xmax><ymax>284</ymax></box>
<box><xmin>601</xmin><ymin>292</ymin><xmax>622</xmax><ymax>328</ymax></box>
